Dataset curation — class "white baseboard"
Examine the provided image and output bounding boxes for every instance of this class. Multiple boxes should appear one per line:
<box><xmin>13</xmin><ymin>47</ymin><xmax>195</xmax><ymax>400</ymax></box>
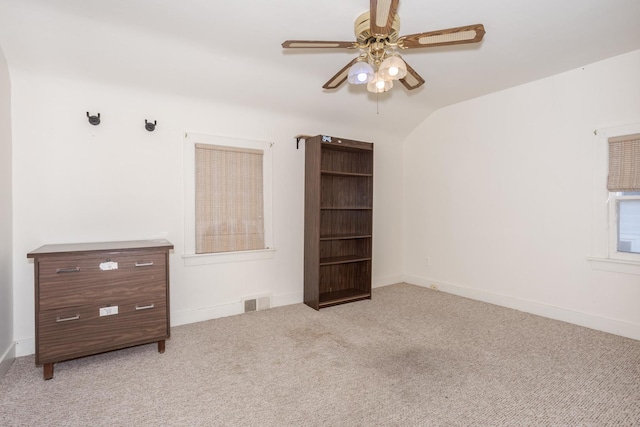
<box><xmin>373</xmin><ymin>274</ymin><xmax>404</xmax><ymax>288</ymax></box>
<box><xmin>403</xmin><ymin>274</ymin><xmax>640</xmax><ymax>341</ymax></box>
<box><xmin>171</xmin><ymin>279</ymin><xmax>404</xmax><ymax>327</ymax></box>
<box><xmin>272</xmin><ymin>290</ymin><xmax>303</xmax><ymax>307</ymax></box>
<box><xmin>171</xmin><ymin>301</ymin><xmax>244</xmax><ymax>327</ymax></box>
<box><xmin>15</xmin><ymin>338</ymin><xmax>34</xmax><ymax>357</ymax></box>
<box><xmin>171</xmin><ymin>290</ymin><xmax>304</xmax><ymax>327</ymax></box>
<box><xmin>0</xmin><ymin>341</ymin><xmax>16</xmax><ymax>377</ymax></box>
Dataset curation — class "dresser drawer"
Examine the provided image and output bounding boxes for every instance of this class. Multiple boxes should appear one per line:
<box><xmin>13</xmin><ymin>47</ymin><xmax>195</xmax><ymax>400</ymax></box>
<box><xmin>38</xmin><ymin>252</ymin><xmax>167</xmax><ymax>310</ymax></box>
<box><xmin>39</xmin><ymin>277</ymin><xmax>167</xmax><ymax>311</ymax></box>
<box><xmin>38</xmin><ymin>298</ymin><xmax>168</xmax><ymax>364</ymax></box>
<box><xmin>38</xmin><ymin>251</ymin><xmax>166</xmax><ymax>284</ymax></box>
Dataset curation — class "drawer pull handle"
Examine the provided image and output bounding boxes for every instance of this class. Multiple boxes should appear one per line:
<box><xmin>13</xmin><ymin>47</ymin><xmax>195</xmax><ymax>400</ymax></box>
<box><xmin>135</xmin><ymin>304</ymin><xmax>155</xmax><ymax>311</ymax></box>
<box><xmin>56</xmin><ymin>267</ymin><xmax>80</xmax><ymax>273</ymax></box>
<box><xmin>135</xmin><ymin>262</ymin><xmax>154</xmax><ymax>267</ymax></box>
<box><xmin>56</xmin><ymin>315</ymin><xmax>80</xmax><ymax>323</ymax></box>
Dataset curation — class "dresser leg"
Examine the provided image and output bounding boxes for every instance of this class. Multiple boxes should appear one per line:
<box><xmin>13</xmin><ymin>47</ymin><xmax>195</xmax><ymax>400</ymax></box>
<box><xmin>158</xmin><ymin>340</ymin><xmax>165</xmax><ymax>354</ymax></box>
<box><xmin>43</xmin><ymin>363</ymin><xmax>54</xmax><ymax>380</ymax></box>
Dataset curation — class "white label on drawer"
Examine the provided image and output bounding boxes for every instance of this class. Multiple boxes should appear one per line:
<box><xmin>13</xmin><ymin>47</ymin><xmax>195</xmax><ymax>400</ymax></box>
<box><xmin>99</xmin><ymin>306</ymin><xmax>119</xmax><ymax>316</ymax></box>
<box><xmin>99</xmin><ymin>261</ymin><xmax>118</xmax><ymax>271</ymax></box>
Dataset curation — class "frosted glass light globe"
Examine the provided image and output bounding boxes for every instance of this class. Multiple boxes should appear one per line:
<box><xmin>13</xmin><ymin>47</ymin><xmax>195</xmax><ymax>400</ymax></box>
<box><xmin>367</xmin><ymin>72</ymin><xmax>393</xmax><ymax>93</ymax></box>
<box><xmin>347</xmin><ymin>61</ymin><xmax>375</xmax><ymax>85</ymax></box>
<box><xmin>379</xmin><ymin>56</ymin><xmax>407</xmax><ymax>81</ymax></box>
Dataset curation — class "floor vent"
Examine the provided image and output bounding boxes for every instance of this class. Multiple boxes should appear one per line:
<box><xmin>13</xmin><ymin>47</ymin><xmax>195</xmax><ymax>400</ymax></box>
<box><xmin>244</xmin><ymin>299</ymin><xmax>257</xmax><ymax>312</ymax></box>
<box><xmin>243</xmin><ymin>295</ymin><xmax>271</xmax><ymax>313</ymax></box>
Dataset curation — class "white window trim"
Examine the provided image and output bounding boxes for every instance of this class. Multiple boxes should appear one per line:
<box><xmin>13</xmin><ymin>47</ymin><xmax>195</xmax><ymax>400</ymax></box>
<box><xmin>608</xmin><ymin>193</ymin><xmax>640</xmax><ymax>262</ymax></box>
<box><xmin>589</xmin><ymin>123</ymin><xmax>640</xmax><ymax>275</ymax></box>
<box><xmin>183</xmin><ymin>132</ymin><xmax>275</xmax><ymax>265</ymax></box>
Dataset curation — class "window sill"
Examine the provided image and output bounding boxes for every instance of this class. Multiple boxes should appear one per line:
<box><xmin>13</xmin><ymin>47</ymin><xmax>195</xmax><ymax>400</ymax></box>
<box><xmin>587</xmin><ymin>257</ymin><xmax>640</xmax><ymax>276</ymax></box>
<box><xmin>183</xmin><ymin>248</ymin><xmax>276</xmax><ymax>266</ymax></box>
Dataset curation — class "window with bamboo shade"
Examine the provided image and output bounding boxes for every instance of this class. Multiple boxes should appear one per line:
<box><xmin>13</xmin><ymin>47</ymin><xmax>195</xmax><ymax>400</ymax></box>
<box><xmin>195</xmin><ymin>143</ymin><xmax>265</xmax><ymax>254</ymax></box>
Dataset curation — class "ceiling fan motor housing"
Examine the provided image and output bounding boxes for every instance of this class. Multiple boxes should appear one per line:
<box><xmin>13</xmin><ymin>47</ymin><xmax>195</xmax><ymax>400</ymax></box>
<box><xmin>355</xmin><ymin>11</ymin><xmax>400</xmax><ymax>43</ymax></box>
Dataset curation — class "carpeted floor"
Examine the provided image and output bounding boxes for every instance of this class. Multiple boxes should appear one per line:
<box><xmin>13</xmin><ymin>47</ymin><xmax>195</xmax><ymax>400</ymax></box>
<box><xmin>1</xmin><ymin>283</ymin><xmax>639</xmax><ymax>426</ymax></box>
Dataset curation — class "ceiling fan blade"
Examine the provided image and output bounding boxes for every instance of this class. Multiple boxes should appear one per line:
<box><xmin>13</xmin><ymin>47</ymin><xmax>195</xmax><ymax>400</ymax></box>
<box><xmin>398</xmin><ymin>24</ymin><xmax>486</xmax><ymax>49</ymax></box>
<box><xmin>282</xmin><ymin>40</ymin><xmax>357</xmax><ymax>49</ymax></box>
<box><xmin>323</xmin><ymin>58</ymin><xmax>359</xmax><ymax>90</ymax></box>
<box><xmin>370</xmin><ymin>0</ymin><xmax>400</xmax><ymax>37</ymax></box>
<box><xmin>399</xmin><ymin>61</ymin><xmax>425</xmax><ymax>90</ymax></box>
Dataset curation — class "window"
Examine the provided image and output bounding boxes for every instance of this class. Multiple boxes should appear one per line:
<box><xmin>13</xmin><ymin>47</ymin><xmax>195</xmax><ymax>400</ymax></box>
<box><xmin>195</xmin><ymin>144</ymin><xmax>264</xmax><ymax>254</ymax></box>
<box><xmin>607</xmin><ymin>133</ymin><xmax>640</xmax><ymax>261</ymax></box>
<box><xmin>183</xmin><ymin>133</ymin><xmax>274</xmax><ymax>265</ymax></box>
<box><xmin>589</xmin><ymin>124</ymin><xmax>640</xmax><ymax>274</ymax></box>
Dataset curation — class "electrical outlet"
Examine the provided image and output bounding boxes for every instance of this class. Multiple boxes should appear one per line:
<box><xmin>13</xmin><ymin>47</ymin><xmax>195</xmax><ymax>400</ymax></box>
<box><xmin>425</xmin><ymin>257</ymin><xmax>430</xmax><ymax>266</ymax></box>
<box><xmin>429</xmin><ymin>284</ymin><xmax>439</xmax><ymax>291</ymax></box>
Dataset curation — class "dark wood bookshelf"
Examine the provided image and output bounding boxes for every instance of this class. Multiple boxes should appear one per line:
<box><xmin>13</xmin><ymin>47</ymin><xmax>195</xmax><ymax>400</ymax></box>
<box><xmin>304</xmin><ymin>135</ymin><xmax>373</xmax><ymax>310</ymax></box>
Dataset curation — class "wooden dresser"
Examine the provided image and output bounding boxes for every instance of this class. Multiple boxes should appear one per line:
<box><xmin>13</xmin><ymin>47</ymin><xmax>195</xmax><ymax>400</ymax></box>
<box><xmin>27</xmin><ymin>239</ymin><xmax>173</xmax><ymax>380</ymax></box>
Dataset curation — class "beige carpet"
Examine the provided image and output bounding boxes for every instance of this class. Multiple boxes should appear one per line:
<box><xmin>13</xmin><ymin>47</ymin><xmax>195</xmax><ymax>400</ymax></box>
<box><xmin>1</xmin><ymin>283</ymin><xmax>639</xmax><ymax>426</ymax></box>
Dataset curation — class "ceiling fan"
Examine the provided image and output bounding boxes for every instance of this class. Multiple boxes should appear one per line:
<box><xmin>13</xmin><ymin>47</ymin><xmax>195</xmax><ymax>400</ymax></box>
<box><xmin>282</xmin><ymin>0</ymin><xmax>485</xmax><ymax>93</ymax></box>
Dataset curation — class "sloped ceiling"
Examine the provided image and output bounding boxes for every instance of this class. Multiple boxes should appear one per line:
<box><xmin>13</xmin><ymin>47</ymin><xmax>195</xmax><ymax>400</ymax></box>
<box><xmin>1</xmin><ymin>0</ymin><xmax>640</xmax><ymax>140</ymax></box>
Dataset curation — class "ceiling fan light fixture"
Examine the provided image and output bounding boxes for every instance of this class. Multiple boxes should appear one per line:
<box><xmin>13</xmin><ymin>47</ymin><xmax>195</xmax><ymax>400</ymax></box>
<box><xmin>379</xmin><ymin>55</ymin><xmax>407</xmax><ymax>80</ymax></box>
<box><xmin>348</xmin><ymin>60</ymin><xmax>375</xmax><ymax>85</ymax></box>
<box><xmin>282</xmin><ymin>1</ymin><xmax>485</xmax><ymax>94</ymax></box>
<box><xmin>367</xmin><ymin>72</ymin><xmax>393</xmax><ymax>93</ymax></box>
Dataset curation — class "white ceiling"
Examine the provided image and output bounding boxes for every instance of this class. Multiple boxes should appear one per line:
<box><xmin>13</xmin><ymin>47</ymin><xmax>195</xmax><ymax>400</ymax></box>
<box><xmin>1</xmin><ymin>0</ymin><xmax>640</xmax><ymax>140</ymax></box>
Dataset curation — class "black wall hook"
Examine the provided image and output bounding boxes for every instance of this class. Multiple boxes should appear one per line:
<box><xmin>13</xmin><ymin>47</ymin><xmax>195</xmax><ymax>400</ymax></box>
<box><xmin>145</xmin><ymin>120</ymin><xmax>157</xmax><ymax>132</ymax></box>
<box><xmin>87</xmin><ymin>112</ymin><xmax>101</xmax><ymax>126</ymax></box>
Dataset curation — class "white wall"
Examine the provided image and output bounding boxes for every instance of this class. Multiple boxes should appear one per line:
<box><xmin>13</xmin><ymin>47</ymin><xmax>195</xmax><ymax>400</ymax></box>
<box><xmin>10</xmin><ymin>70</ymin><xmax>404</xmax><ymax>355</ymax></box>
<box><xmin>0</xmin><ymin>44</ymin><xmax>14</xmax><ymax>376</ymax></box>
<box><xmin>403</xmin><ymin>49</ymin><xmax>640</xmax><ymax>339</ymax></box>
